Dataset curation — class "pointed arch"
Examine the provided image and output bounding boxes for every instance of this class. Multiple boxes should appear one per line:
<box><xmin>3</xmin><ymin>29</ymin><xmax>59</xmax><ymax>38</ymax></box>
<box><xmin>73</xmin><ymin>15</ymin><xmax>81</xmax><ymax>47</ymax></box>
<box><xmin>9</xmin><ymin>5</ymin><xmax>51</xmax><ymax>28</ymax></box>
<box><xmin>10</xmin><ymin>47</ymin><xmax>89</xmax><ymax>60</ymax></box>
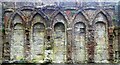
<box><xmin>52</xmin><ymin>11</ymin><xmax>68</xmax><ymax>63</ymax></box>
<box><xmin>93</xmin><ymin>10</ymin><xmax>112</xmax><ymax>27</ymax></box>
<box><xmin>51</xmin><ymin>11</ymin><xmax>68</xmax><ymax>27</ymax></box>
<box><xmin>8</xmin><ymin>11</ymin><xmax>25</xmax><ymax>29</ymax></box>
<box><xmin>19</xmin><ymin>6</ymin><xmax>35</xmax><ymax>23</ymax></box>
<box><xmin>51</xmin><ymin>10</ymin><xmax>69</xmax><ymax>21</ymax></box>
<box><xmin>71</xmin><ymin>10</ymin><xmax>89</xmax><ymax>28</ymax></box>
<box><xmin>71</xmin><ymin>10</ymin><xmax>88</xmax><ymax>63</ymax></box>
<box><xmin>30</xmin><ymin>10</ymin><xmax>47</xmax><ymax>62</ymax></box>
<box><xmin>73</xmin><ymin>10</ymin><xmax>89</xmax><ymax>21</ymax></box>
<box><xmin>93</xmin><ymin>10</ymin><xmax>109</xmax><ymax>63</ymax></box>
<box><xmin>30</xmin><ymin>9</ymin><xmax>48</xmax><ymax>27</ymax></box>
<box><xmin>30</xmin><ymin>9</ymin><xmax>48</xmax><ymax>23</ymax></box>
<box><xmin>31</xmin><ymin>13</ymin><xmax>46</xmax><ymax>26</ymax></box>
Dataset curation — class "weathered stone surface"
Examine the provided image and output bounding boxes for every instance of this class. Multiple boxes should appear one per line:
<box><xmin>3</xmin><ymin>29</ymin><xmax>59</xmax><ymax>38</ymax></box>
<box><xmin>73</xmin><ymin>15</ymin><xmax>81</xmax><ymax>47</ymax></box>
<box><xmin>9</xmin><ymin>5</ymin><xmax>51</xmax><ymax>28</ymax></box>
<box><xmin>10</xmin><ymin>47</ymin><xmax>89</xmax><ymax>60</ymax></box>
<box><xmin>72</xmin><ymin>22</ymin><xmax>86</xmax><ymax>63</ymax></box>
<box><xmin>30</xmin><ymin>16</ymin><xmax>45</xmax><ymax>63</ymax></box>
<box><xmin>94</xmin><ymin>22</ymin><xmax>109</xmax><ymax>63</ymax></box>
<box><xmin>1</xmin><ymin>2</ymin><xmax>118</xmax><ymax>63</ymax></box>
<box><xmin>53</xmin><ymin>22</ymin><xmax>66</xmax><ymax>63</ymax></box>
<box><xmin>10</xmin><ymin>24</ymin><xmax>24</xmax><ymax>61</ymax></box>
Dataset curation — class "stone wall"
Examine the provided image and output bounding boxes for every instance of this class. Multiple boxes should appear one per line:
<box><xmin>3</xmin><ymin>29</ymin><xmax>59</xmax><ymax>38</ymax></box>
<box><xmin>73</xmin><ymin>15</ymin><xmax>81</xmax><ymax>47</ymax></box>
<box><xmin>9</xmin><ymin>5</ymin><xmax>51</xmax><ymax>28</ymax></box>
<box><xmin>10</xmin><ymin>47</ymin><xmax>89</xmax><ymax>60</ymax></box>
<box><xmin>1</xmin><ymin>2</ymin><xmax>119</xmax><ymax>63</ymax></box>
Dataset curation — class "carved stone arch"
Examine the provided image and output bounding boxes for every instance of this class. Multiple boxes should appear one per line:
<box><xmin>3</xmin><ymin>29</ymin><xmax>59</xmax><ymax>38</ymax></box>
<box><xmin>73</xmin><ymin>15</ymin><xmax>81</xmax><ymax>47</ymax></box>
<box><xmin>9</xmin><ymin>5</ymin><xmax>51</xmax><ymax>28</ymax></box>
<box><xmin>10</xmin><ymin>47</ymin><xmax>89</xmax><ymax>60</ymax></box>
<box><xmin>71</xmin><ymin>11</ymin><xmax>88</xmax><ymax>63</ymax></box>
<box><xmin>92</xmin><ymin>9</ymin><xmax>112</xmax><ymax>27</ymax></box>
<box><xmin>51</xmin><ymin>11</ymin><xmax>69</xmax><ymax>27</ymax></box>
<box><xmin>71</xmin><ymin>10</ymin><xmax>88</xmax><ymax>32</ymax></box>
<box><xmin>10</xmin><ymin>20</ymin><xmax>25</xmax><ymax>61</ymax></box>
<box><xmin>3</xmin><ymin>10</ymin><xmax>26</xmax><ymax>60</ymax></box>
<box><xmin>70</xmin><ymin>10</ymin><xmax>89</xmax><ymax>28</ymax></box>
<box><xmin>30</xmin><ymin>9</ymin><xmax>48</xmax><ymax>27</ymax></box>
<box><xmin>31</xmin><ymin>12</ymin><xmax>47</xmax><ymax>38</ymax></box>
<box><xmin>51</xmin><ymin>10</ymin><xmax>69</xmax><ymax>19</ymax></box>
<box><xmin>70</xmin><ymin>10</ymin><xmax>90</xmax><ymax>31</ymax></box>
<box><xmin>93</xmin><ymin>12</ymin><xmax>108</xmax><ymax>27</ymax></box>
<box><xmin>30</xmin><ymin>9</ymin><xmax>49</xmax><ymax>21</ymax></box>
<box><xmin>18</xmin><ymin>6</ymin><xmax>35</xmax><ymax>25</ymax></box>
<box><xmin>31</xmin><ymin>13</ymin><xmax>46</xmax><ymax>27</ymax></box>
<box><xmin>51</xmin><ymin>12</ymin><xmax>67</xmax><ymax>63</ymax></box>
<box><xmin>70</xmin><ymin>11</ymin><xmax>89</xmax><ymax>31</ymax></box>
<box><xmin>30</xmin><ymin>12</ymin><xmax>47</xmax><ymax>63</ymax></box>
<box><xmin>8</xmin><ymin>11</ymin><xmax>25</xmax><ymax>29</ymax></box>
<box><xmin>52</xmin><ymin>12</ymin><xmax>68</xmax><ymax>25</ymax></box>
<box><xmin>93</xmin><ymin>10</ymin><xmax>110</xmax><ymax>63</ymax></box>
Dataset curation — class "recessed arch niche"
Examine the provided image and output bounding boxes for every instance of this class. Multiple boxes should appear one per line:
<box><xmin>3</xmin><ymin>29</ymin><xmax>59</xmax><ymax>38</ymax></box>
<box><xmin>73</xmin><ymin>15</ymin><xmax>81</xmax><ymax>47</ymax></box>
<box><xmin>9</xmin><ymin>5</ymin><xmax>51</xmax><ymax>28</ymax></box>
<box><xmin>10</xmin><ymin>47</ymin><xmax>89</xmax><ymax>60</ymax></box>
<box><xmin>52</xmin><ymin>13</ymin><xmax>67</xmax><ymax>63</ymax></box>
<box><xmin>10</xmin><ymin>14</ymin><xmax>25</xmax><ymax>61</ymax></box>
<box><xmin>72</xmin><ymin>22</ymin><xmax>86</xmax><ymax>63</ymax></box>
<box><xmin>30</xmin><ymin>14</ymin><xmax>45</xmax><ymax>63</ymax></box>
<box><xmin>72</xmin><ymin>12</ymin><xmax>87</xmax><ymax>63</ymax></box>
<box><xmin>94</xmin><ymin>13</ymin><xmax>109</xmax><ymax>63</ymax></box>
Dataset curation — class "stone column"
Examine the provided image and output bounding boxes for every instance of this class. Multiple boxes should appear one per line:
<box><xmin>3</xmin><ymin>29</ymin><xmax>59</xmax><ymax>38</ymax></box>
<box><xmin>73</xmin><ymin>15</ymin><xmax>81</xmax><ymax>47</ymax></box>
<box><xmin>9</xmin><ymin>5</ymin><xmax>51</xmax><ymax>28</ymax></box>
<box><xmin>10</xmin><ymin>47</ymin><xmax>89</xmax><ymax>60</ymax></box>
<box><xmin>87</xmin><ymin>26</ymin><xmax>95</xmax><ymax>63</ymax></box>
<box><xmin>108</xmin><ymin>27</ymin><xmax>114</xmax><ymax>63</ymax></box>
<box><xmin>3</xmin><ymin>28</ymin><xmax>10</xmax><ymax>62</ymax></box>
<box><xmin>66</xmin><ymin>28</ymin><xmax>72</xmax><ymax>63</ymax></box>
<box><xmin>25</xmin><ymin>28</ymin><xmax>31</xmax><ymax>62</ymax></box>
<box><xmin>44</xmin><ymin>27</ymin><xmax>53</xmax><ymax>63</ymax></box>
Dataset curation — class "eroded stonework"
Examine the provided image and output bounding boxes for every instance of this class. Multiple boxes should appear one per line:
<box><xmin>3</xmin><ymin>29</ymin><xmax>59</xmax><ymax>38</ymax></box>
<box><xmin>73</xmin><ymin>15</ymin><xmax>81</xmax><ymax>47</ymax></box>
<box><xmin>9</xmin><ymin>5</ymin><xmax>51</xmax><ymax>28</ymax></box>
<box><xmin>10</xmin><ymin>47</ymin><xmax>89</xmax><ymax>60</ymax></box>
<box><xmin>1</xmin><ymin>2</ymin><xmax>120</xmax><ymax>64</ymax></box>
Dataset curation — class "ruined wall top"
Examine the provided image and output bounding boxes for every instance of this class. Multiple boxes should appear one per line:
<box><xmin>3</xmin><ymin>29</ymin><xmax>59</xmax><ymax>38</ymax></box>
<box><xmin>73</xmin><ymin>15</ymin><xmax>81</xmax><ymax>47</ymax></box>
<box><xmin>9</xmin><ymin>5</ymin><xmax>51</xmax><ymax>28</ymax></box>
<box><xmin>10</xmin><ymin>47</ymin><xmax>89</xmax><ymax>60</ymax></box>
<box><xmin>2</xmin><ymin>2</ymin><xmax>116</xmax><ymax>9</ymax></box>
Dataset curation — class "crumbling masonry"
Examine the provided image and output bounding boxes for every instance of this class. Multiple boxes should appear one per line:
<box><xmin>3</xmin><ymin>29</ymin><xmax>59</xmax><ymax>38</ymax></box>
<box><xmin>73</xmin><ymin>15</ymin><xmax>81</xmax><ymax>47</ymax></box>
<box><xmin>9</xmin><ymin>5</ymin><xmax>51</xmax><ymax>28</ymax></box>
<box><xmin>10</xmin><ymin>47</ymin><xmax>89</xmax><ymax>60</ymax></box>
<box><xmin>0</xmin><ymin>2</ymin><xmax>120</xmax><ymax>63</ymax></box>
